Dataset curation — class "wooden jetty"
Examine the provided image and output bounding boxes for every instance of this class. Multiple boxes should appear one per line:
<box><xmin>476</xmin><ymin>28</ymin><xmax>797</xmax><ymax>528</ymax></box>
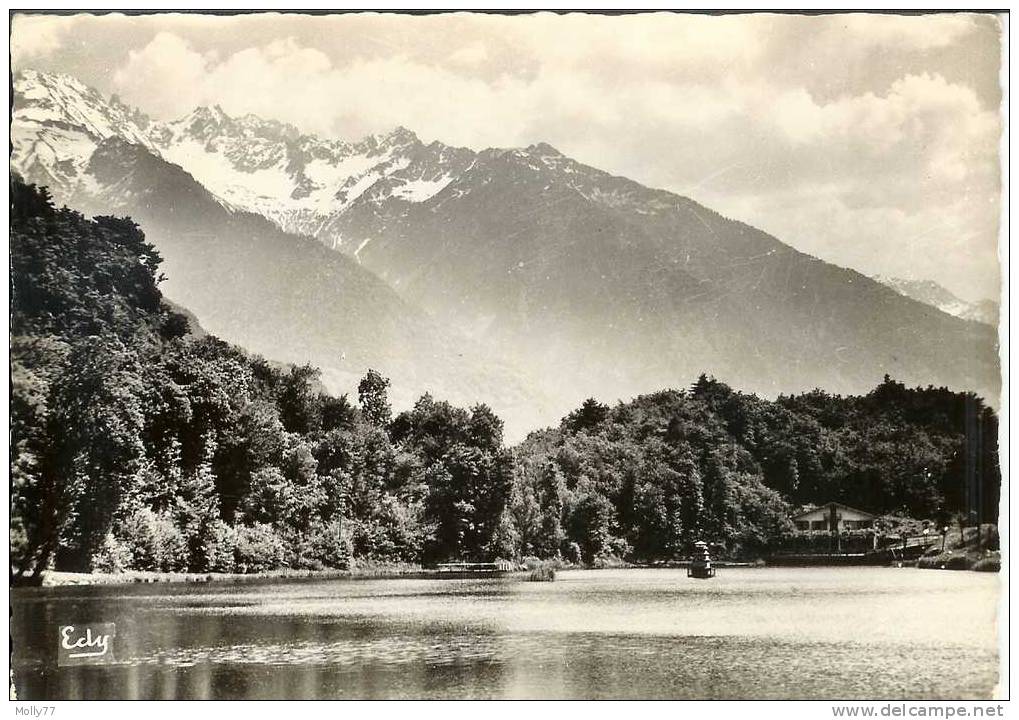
<box><xmin>435</xmin><ymin>561</ymin><xmax>515</xmax><ymax>578</ymax></box>
<box><xmin>769</xmin><ymin>535</ymin><xmax>940</xmax><ymax>566</ymax></box>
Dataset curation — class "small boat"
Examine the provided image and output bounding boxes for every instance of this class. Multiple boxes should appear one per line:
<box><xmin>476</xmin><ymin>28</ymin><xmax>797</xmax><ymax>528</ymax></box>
<box><xmin>687</xmin><ymin>540</ymin><xmax>716</xmax><ymax>579</ymax></box>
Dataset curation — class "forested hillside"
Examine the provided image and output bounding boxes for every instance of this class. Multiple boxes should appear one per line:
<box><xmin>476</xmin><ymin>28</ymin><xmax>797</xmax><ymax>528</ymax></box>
<box><xmin>511</xmin><ymin>376</ymin><xmax>998</xmax><ymax>562</ymax></box>
<box><xmin>10</xmin><ymin>178</ymin><xmax>1000</xmax><ymax>579</ymax></box>
<box><xmin>10</xmin><ymin>179</ymin><xmax>512</xmax><ymax>580</ymax></box>
<box><xmin>12</xmin><ymin>69</ymin><xmax>1000</xmax><ymax>440</ymax></box>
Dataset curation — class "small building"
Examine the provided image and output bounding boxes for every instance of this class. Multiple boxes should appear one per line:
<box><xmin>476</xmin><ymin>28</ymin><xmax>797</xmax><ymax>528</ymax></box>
<box><xmin>791</xmin><ymin>502</ymin><xmax>876</xmax><ymax>532</ymax></box>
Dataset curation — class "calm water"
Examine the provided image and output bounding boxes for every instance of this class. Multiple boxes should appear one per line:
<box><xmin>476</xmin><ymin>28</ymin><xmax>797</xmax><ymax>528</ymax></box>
<box><xmin>12</xmin><ymin>567</ymin><xmax>1000</xmax><ymax>700</ymax></box>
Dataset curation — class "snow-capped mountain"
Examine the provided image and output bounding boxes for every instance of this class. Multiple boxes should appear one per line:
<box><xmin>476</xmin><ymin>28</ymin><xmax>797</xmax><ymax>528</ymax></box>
<box><xmin>12</xmin><ymin>69</ymin><xmax>476</xmax><ymax>248</ymax></box>
<box><xmin>875</xmin><ymin>276</ymin><xmax>999</xmax><ymax>327</ymax></box>
<box><xmin>13</xmin><ymin>69</ymin><xmax>683</xmax><ymax>262</ymax></box>
<box><xmin>151</xmin><ymin>108</ymin><xmax>476</xmax><ymax>249</ymax></box>
<box><xmin>327</xmin><ymin>140</ymin><xmax>1000</xmax><ymax>407</ymax></box>
<box><xmin>10</xmin><ymin>69</ymin><xmax>1001</xmax><ymax>418</ymax></box>
<box><xmin>11</xmin><ymin>70</ymin><xmax>158</xmax><ymax>197</ymax></box>
<box><xmin>11</xmin><ymin>69</ymin><xmax>552</xmax><ymax>437</ymax></box>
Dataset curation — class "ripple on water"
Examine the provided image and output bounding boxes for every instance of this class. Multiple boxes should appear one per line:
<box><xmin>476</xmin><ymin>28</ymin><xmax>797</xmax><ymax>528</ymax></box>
<box><xmin>11</xmin><ymin>567</ymin><xmax>1000</xmax><ymax>699</ymax></box>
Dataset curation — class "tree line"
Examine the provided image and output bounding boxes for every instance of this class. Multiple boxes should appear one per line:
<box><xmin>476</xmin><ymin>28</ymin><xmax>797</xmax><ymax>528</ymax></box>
<box><xmin>9</xmin><ymin>179</ymin><xmax>1000</xmax><ymax>580</ymax></box>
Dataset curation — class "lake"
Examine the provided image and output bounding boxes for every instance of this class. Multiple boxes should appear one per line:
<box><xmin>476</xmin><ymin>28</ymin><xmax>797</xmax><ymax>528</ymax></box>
<box><xmin>11</xmin><ymin>567</ymin><xmax>1000</xmax><ymax>700</ymax></box>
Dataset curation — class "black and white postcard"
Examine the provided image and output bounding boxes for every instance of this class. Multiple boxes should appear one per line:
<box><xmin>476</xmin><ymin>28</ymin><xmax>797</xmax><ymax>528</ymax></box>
<box><xmin>7</xmin><ymin>8</ymin><xmax>1008</xmax><ymax>707</ymax></box>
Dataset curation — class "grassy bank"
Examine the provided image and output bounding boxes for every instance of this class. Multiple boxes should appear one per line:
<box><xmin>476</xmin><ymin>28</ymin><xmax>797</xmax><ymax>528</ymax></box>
<box><xmin>21</xmin><ymin>556</ymin><xmax>634</xmax><ymax>587</ymax></box>
<box><xmin>22</xmin><ymin>535</ymin><xmax>1000</xmax><ymax>587</ymax></box>
<box><xmin>916</xmin><ymin>524</ymin><xmax>1000</xmax><ymax>572</ymax></box>
<box><xmin>916</xmin><ymin>549</ymin><xmax>1001</xmax><ymax>572</ymax></box>
<box><xmin>21</xmin><ymin>561</ymin><xmax>426</xmax><ymax>588</ymax></box>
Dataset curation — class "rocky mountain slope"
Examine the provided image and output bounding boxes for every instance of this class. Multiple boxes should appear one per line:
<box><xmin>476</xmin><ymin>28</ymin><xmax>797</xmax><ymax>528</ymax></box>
<box><xmin>11</xmin><ymin>69</ymin><xmax>1001</xmax><ymax>427</ymax></box>
<box><xmin>875</xmin><ymin>276</ymin><xmax>999</xmax><ymax>327</ymax></box>
<box><xmin>11</xmin><ymin>71</ymin><xmax>548</xmax><ymax>434</ymax></box>
<box><xmin>334</xmin><ymin>145</ymin><xmax>999</xmax><ymax>407</ymax></box>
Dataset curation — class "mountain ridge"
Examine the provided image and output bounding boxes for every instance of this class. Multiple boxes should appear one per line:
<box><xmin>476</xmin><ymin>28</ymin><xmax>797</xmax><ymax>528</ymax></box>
<box><xmin>10</xmin><ymin>68</ymin><xmax>1001</xmax><ymax>424</ymax></box>
<box><xmin>12</xmin><ymin>74</ymin><xmax>554</xmax><ymax>437</ymax></box>
<box><xmin>875</xmin><ymin>275</ymin><xmax>999</xmax><ymax>326</ymax></box>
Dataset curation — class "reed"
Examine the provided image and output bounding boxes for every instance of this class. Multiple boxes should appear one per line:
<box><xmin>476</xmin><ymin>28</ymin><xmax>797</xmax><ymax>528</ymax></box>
<box><xmin>527</xmin><ymin>566</ymin><xmax>557</xmax><ymax>582</ymax></box>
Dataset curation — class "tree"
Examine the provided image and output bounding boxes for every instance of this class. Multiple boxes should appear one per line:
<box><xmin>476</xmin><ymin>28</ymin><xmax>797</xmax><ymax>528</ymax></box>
<box><xmin>9</xmin><ymin>175</ymin><xmax>1003</xmax><ymax>576</ymax></box>
<box><xmin>468</xmin><ymin>404</ymin><xmax>504</xmax><ymax>452</ymax></box>
<box><xmin>321</xmin><ymin>394</ymin><xmax>356</xmax><ymax>433</ymax></box>
<box><xmin>564</xmin><ymin>398</ymin><xmax>609</xmax><ymax>433</ymax></box>
<box><xmin>173</xmin><ymin>451</ymin><xmax>221</xmax><ymax>571</ymax></box>
<box><xmin>358</xmin><ymin>369</ymin><xmax>392</xmax><ymax>428</ymax></box>
<box><xmin>278</xmin><ymin>364</ymin><xmax>323</xmax><ymax>435</ymax></box>
<box><xmin>568</xmin><ymin>494</ymin><xmax>615</xmax><ymax>563</ymax></box>
<box><xmin>535</xmin><ymin>462</ymin><xmax>568</xmax><ymax>557</ymax></box>
<box><xmin>51</xmin><ymin>337</ymin><xmax>147</xmax><ymax>572</ymax></box>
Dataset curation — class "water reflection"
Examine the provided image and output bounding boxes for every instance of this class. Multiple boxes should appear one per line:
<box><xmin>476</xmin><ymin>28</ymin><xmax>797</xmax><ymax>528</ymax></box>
<box><xmin>12</xmin><ymin>568</ymin><xmax>999</xmax><ymax>699</ymax></box>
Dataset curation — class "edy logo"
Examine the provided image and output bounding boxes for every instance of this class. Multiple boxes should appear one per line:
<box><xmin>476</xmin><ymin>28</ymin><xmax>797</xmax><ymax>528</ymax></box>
<box><xmin>57</xmin><ymin>623</ymin><xmax>116</xmax><ymax>665</ymax></box>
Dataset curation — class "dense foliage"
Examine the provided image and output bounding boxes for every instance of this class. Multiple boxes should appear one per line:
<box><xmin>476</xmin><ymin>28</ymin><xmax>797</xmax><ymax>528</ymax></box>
<box><xmin>10</xmin><ymin>181</ymin><xmax>511</xmax><ymax>580</ymax></box>
<box><xmin>512</xmin><ymin>376</ymin><xmax>999</xmax><ymax>562</ymax></box>
<box><xmin>10</xmin><ymin>179</ymin><xmax>1000</xmax><ymax>579</ymax></box>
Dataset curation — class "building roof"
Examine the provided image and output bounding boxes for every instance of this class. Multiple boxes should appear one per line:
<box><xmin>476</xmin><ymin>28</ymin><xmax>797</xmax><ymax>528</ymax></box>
<box><xmin>791</xmin><ymin>501</ymin><xmax>876</xmax><ymax>520</ymax></box>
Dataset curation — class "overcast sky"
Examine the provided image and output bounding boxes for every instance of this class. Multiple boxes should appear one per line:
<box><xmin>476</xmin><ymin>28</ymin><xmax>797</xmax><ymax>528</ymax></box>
<box><xmin>12</xmin><ymin>11</ymin><xmax>1005</xmax><ymax>302</ymax></box>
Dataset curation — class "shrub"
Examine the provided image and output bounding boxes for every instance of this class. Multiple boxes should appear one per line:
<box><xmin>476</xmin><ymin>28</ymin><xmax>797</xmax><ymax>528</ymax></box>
<box><xmin>118</xmin><ymin>508</ymin><xmax>188</xmax><ymax>572</ymax></box>
<box><xmin>919</xmin><ymin>551</ymin><xmax>973</xmax><ymax>570</ymax></box>
<box><xmin>234</xmin><ymin>523</ymin><xmax>287</xmax><ymax>573</ymax></box>
<box><xmin>527</xmin><ymin>566</ymin><xmax>556</xmax><ymax>582</ymax></box>
<box><xmin>90</xmin><ymin>532</ymin><xmax>133</xmax><ymax>573</ymax></box>
<box><xmin>202</xmin><ymin>520</ymin><xmax>237</xmax><ymax>573</ymax></box>
<box><xmin>874</xmin><ymin>515</ymin><xmax>930</xmax><ymax>538</ymax></box>
<box><xmin>972</xmin><ymin>554</ymin><xmax>1001</xmax><ymax>572</ymax></box>
<box><xmin>608</xmin><ymin>537</ymin><xmax>632</xmax><ymax>560</ymax></box>
<box><xmin>288</xmin><ymin>519</ymin><xmax>352</xmax><ymax>570</ymax></box>
<box><xmin>312</xmin><ymin>519</ymin><xmax>352</xmax><ymax>569</ymax></box>
<box><xmin>522</xmin><ymin>555</ymin><xmax>543</xmax><ymax>570</ymax></box>
<box><xmin>591</xmin><ymin>553</ymin><xmax>627</xmax><ymax>569</ymax></box>
<box><xmin>943</xmin><ymin>554</ymin><xmax>972</xmax><ymax>570</ymax></box>
<box><xmin>344</xmin><ymin>498</ymin><xmax>424</xmax><ymax>563</ymax></box>
<box><xmin>563</xmin><ymin>542</ymin><xmax>583</xmax><ymax>565</ymax></box>
<box><xmin>975</xmin><ymin>525</ymin><xmax>1000</xmax><ymax>551</ymax></box>
<box><xmin>10</xmin><ymin>519</ymin><xmax>30</xmax><ymax>575</ymax></box>
<box><xmin>486</xmin><ymin>511</ymin><xmax>521</xmax><ymax>561</ymax></box>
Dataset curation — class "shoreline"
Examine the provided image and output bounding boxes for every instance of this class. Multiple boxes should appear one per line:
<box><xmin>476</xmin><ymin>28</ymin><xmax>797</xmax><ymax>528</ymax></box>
<box><xmin>17</xmin><ymin>562</ymin><xmax>736</xmax><ymax>587</ymax></box>
<box><xmin>18</xmin><ymin>553</ymin><xmax>999</xmax><ymax>589</ymax></box>
<box><xmin>19</xmin><ymin>564</ymin><xmax>430</xmax><ymax>588</ymax></box>
<box><xmin>12</xmin><ymin>560</ymin><xmax>813</xmax><ymax>588</ymax></box>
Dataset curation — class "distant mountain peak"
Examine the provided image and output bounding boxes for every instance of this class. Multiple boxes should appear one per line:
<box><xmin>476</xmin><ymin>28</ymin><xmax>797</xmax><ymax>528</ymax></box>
<box><xmin>16</xmin><ymin>67</ymin><xmax>87</xmax><ymax>91</ymax></box>
<box><xmin>173</xmin><ymin>104</ymin><xmax>233</xmax><ymax>134</ymax></box>
<box><xmin>11</xmin><ymin>68</ymin><xmax>160</xmax><ymax>195</ymax></box>
<box><xmin>525</xmin><ymin>141</ymin><xmax>564</xmax><ymax>157</ymax></box>
<box><xmin>9</xmin><ymin>68</ymin><xmax>1001</xmax><ymax>420</ymax></box>
<box><xmin>875</xmin><ymin>275</ymin><xmax>999</xmax><ymax>326</ymax></box>
<box><xmin>383</xmin><ymin>125</ymin><xmax>419</xmax><ymax>144</ymax></box>
<box><xmin>190</xmin><ymin>104</ymin><xmax>229</xmax><ymax>121</ymax></box>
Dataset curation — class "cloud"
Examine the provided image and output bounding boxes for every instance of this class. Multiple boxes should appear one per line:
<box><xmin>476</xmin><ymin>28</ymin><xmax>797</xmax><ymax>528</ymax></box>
<box><xmin>447</xmin><ymin>41</ymin><xmax>488</xmax><ymax>68</ymax></box>
<box><xmin>110</xmin><ymin>31</ymin><xmax>529</xmax><ymax>142</ymax></box>
<box><xmin>113</xmin><ymin>32</ymin><xmax>212</xmax><ymax>117</ymax></box>
<box><xmin>97</xmin><ymin>14</ymin><xmax>1002</xmax><ymax>302</ymax></box>
<box><xmin>10</xmin><ymin>14</ymin><xmax>78</xmax><ymax>63</ymax></box>
<box><xmin>836</xmin><ymin>12</ymin><xmax>981</xmax><ymax>50</ymax></box>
